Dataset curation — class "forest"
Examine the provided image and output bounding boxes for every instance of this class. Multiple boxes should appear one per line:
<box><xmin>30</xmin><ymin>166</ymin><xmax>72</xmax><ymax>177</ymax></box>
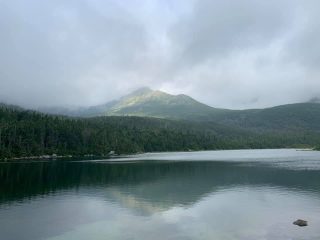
<box><xmin>1</xmin><ymin>104</ymin><xmax>320</xmax><ymax>159</ymax></box>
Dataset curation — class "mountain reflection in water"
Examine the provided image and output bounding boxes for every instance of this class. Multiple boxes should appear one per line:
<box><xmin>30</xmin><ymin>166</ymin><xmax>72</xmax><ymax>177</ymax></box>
<box><xmin>0</xmin><ymin>149</ymin><xmax>320</xmax><ymax>240</ymax></box>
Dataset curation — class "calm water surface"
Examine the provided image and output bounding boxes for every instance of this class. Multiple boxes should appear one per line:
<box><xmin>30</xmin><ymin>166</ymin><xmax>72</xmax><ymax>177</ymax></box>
<box><xmin>0</xmin><ymin>149</ymin><xmax>320</xmax><ymax>240</ymax></box>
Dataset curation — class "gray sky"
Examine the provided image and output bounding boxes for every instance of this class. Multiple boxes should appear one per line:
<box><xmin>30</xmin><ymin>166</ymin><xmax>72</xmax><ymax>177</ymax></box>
<box><xmin>0</xmin><ymin>0</ymin><xmax>320</xmax><ymax>109</ymax></box>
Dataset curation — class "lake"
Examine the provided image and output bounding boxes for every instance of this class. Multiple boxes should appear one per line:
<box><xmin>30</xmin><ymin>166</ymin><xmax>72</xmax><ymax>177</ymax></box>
<box><xmin>0</xmin><ymin>149</ymin><xmax>320</xmax><ymax>240</ymax></box>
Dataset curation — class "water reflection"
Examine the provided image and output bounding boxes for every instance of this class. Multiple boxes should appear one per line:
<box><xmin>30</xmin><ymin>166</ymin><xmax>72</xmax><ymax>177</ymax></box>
<box><xmin>0</xmin><ymin>150</ymin><xmax>320</xmax><ymax>240</ymax></box>
<box><xmin>1</xmin><ymin>159</ymin><xmax>320</xmax><ymax>207</ymax></box>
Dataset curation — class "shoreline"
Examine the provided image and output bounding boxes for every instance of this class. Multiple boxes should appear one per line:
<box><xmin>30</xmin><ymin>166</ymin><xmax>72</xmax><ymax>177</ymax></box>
<box><xmin>1</xmin><ymin>147</ymin><xmax>319</xmax><ymax>162</ymax></box>
<box><xmin>0</xmin><ymin>154</ymin><xmax>114</xmax><ymax>162</ymax></box>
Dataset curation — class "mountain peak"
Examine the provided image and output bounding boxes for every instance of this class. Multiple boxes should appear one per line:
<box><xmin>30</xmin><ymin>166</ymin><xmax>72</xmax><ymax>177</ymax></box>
<box><xmin>98</xmin><ymin>87</ymin><xmax>221</xmax><ymax>120</ymax></box>
<box><xmin>39</xmin><ymin>88</ymin><xmax>221</xmax><ymax>119</ymax></box>
<box><xmin>128</xmin><ymin>87</ymin><xmax>153</xmax><ymax>97</ymax></box>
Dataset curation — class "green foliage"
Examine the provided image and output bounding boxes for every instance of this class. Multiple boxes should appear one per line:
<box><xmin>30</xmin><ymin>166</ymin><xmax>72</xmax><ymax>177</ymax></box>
<box><xmin>1</xmin><ymin>104</ymin><xmax>320</xmax><ymax>159</ymax></box>
<box><xmin>0</xmin><ymin>106</ymin><xmax>234</xmax><ymax>159</ymax></box>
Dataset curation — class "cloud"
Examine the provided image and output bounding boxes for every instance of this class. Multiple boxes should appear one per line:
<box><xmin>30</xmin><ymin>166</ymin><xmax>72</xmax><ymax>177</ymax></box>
<box><xmin>170</xmin><ymin>0</ymin><xmax>295</xmax><ymax>65</ymax></box>
<box><xmin>0</xmin><ymin>0</ymin><xmax>320</xmax><ymax>109</ymax></box>
<box><xmin>0</xmin><ymin>0</ymin><xmax>148</xmax><ymax>107</ymax></box>
<box><xmin>161</xmin><ymin>0</ymin><xmax>320</xmax><ymax>108</ymax></box>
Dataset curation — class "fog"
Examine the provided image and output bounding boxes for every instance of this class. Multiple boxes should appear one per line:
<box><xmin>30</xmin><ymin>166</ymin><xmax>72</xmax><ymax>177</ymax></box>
<box><xmin>0</xmin><ymin>0</ymin><xmax>320</xmax><ymax>109</ymax></box>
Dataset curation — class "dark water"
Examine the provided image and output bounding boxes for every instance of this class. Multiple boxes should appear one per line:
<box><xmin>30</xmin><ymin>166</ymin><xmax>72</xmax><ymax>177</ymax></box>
<box><xmin>0</xmin><ymin>149</ymin><xmax>320</xmax><ymax>240</ymax></box>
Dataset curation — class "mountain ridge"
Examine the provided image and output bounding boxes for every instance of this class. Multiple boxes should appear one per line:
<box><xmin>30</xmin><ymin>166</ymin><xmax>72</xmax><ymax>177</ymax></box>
<box><xmin>37</xmin><ymin>88</ymin><xmax>320</xmax><ymax>133</ymax></box>
<box><xmin>1</xmin><ymin>90</ymin><xmax>320</xmax><ymax>159</ymax></box>
<box><xmin>39</xmin><ymin>87</ymin><xmax>229</xmax><ymax>119</ymax></box>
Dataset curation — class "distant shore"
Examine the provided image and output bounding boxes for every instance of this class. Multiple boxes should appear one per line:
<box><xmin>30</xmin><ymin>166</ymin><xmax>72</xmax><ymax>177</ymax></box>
<box><xmin>1</xmin><ymin>147</ymin><xmax>320</xmax><ymax>162</ymax></box>
<box><xmin>0</xmin><ymin>153</ymin><xmax>117</xmax><ymax>162</ymax></box>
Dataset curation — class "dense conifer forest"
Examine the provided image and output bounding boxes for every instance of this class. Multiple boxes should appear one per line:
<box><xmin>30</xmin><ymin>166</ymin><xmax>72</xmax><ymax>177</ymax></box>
<box><xmin>1</xmin><ymin>104</ymin><xmax>320</xmax><ymax>159</ymax></box>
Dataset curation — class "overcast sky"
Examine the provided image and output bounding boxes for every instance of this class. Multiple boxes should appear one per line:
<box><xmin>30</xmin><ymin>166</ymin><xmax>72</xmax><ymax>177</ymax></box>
<box><xmin>0</xmin><ymin>0</ymin><xmax>320</xmax><ymax>109</ymax></box>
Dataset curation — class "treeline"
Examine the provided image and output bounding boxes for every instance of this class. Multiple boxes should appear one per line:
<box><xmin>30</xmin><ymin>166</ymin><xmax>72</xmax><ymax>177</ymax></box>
<box><xmin>0</xmin><ymin>106</ymin><xmax>238</xmax><ymax>158</ymax></box>
<box><xmin>0</xmin><ymin>105</ymin><xmax>320</xmax><ymax>159</ymax></box>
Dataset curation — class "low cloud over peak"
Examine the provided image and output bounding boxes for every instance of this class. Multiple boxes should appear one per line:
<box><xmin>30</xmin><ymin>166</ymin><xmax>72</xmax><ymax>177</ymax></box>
<box><xmin>0</xmin><ymin>0</ymin><xmax>319</xmax><ymax>109</ymax></box>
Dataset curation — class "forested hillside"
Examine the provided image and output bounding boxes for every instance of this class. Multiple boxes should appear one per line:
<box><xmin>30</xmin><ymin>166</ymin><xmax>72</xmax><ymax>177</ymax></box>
<box><xmin>1</xmin><ymin>104</ymin><xmax>320</xmax><ymax>159</ymax></box>
<box><xmin>210</xmin><ymin>103</ymin><xmax>320</xmax><ymax>133</ymax></box>
<box><xmin>40</xmin><ymin>89</ymin><xmax>320</xmax><ymax>135</ymax></box>
<box><xmin>0</xmin><ymin>105</ymin><xmax>243</xmax><ymax>159</ymax></box>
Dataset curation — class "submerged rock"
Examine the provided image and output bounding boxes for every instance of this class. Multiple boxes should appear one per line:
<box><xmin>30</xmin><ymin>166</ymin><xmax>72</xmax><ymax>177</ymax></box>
<box><xmin>293</xmin><ymin>219</ymin><xmax>308</xmax><ymax>227</ymax></box>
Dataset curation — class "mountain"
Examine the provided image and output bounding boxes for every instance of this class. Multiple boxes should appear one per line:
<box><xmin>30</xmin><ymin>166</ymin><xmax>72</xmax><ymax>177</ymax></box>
<box><xmin>40</xmin><ymin>87</ymin><xmax>229</xmax><ymax>119</ymax></box>
<box><xmin>209</xmin><ymin>103</ymin><xmax>320</xmax><ymax>133</ymax></box>
<box><xmin>2</xmin><ymin>99</ymin><xmax>320</xmax><ymax>159</ymax></box>
<box><xmin>40</xmin><ymin>87</ymin><xmax>320</xmax><ymax>134</ymax></box>
<box><xmin>103</xmin><ymin>88</ymin><xmax>320</xmax><ymax>133</ymax></box>
<box><xmin>98</xmin><ymin>87</ymin><xmax>229</xmax><ymax>120</ymax></box>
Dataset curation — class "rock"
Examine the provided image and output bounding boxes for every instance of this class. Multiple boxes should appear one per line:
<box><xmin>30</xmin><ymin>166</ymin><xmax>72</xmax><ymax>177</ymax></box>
<box><xmin>293</xmin><ymin>219</ymin><xmax>308</xmax><ymax>227</ymax></box>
